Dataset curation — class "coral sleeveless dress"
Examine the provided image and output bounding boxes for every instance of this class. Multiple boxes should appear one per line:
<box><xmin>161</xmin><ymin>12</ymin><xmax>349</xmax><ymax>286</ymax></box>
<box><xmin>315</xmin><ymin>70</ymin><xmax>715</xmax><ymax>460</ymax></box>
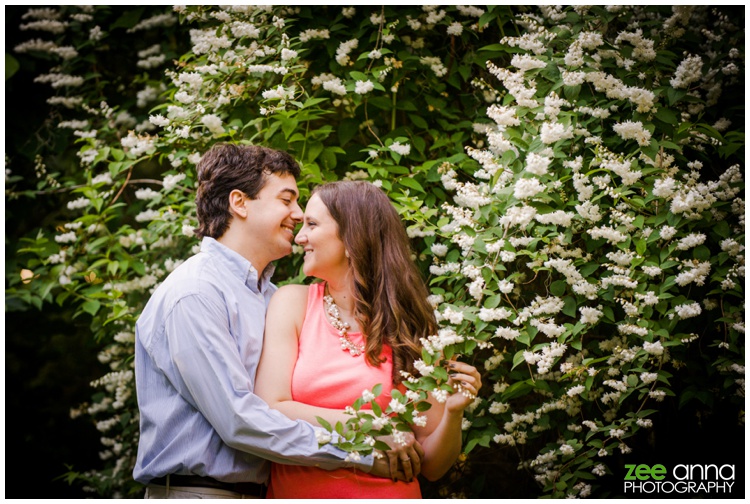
<box><xmin>267</xmin><ymin>282</ymin><xmax>422</xmax><ymax>499</ymax></box>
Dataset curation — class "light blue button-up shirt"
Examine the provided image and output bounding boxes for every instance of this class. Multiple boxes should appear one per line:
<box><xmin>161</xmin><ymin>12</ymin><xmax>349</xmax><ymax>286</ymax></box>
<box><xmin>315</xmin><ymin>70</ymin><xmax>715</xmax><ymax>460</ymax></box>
<box><xmin>133</xmin><ymin>237</ymin><xmax>371</xmax><ymax>484</ymax></box>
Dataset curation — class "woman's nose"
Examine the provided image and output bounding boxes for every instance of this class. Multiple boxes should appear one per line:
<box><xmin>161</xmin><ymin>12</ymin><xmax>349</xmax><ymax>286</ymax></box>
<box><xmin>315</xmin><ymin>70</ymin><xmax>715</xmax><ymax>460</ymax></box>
<box><xmin>294</xmin><ymin>228</ymin><xmax>307</xmax><ymax>245</ymax></box>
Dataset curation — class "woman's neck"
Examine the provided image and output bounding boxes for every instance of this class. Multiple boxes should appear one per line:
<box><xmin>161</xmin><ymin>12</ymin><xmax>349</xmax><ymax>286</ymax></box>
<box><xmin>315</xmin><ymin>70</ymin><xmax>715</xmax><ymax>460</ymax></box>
<box><xmin>325</xmin><ymin>277</ymin><xmax>355</xmax><ymax>314</ymax></box>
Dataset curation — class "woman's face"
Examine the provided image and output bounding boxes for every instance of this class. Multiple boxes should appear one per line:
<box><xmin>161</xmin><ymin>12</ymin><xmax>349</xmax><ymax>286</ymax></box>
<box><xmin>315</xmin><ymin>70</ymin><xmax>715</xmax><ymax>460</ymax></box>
<box><xmin>295</xmin><ymin>193</ymin><xmax>349</xmax><ymax>280</ymax></box>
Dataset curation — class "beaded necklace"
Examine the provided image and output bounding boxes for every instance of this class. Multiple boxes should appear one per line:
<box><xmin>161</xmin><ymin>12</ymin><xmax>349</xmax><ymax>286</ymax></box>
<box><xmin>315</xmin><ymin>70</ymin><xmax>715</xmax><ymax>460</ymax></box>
<box><xmin>323</xmin><ymin>286</ymin><xmax>365</xmax><ymax>357</ymax></box>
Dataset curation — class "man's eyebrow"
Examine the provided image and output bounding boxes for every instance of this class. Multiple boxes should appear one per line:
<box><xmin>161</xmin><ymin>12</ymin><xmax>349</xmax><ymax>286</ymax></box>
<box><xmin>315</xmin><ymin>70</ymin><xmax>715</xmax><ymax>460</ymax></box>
<box><xmin>279</xmin><ymin>187</ymin><xmax>299</xmax><ymax>198</ymax></box>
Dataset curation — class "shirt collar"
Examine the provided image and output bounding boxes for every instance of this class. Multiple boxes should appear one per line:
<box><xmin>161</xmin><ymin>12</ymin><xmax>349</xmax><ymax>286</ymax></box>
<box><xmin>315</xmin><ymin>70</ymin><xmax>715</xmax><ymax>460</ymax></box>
<box><xmin>200</xmin><ymin>237</ymin><xmax>276</xmax><ymax>294</ymax></box>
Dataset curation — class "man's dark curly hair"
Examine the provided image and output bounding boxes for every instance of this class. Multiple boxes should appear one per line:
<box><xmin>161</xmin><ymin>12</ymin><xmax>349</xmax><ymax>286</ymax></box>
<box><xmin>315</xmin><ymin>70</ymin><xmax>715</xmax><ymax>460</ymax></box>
<box><xmin>194</xmin><ymin>143</ymin><xmax>301</xmax><ymax>239</ymax></box>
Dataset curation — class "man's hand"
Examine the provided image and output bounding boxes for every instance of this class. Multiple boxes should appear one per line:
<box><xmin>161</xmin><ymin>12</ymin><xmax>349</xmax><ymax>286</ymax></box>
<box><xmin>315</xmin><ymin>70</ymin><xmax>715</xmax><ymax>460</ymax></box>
<box><xmin>379</xmin><ymin>431</ymin><xmax>425</xmax><ymax>482</ymax></box>
<box><xmin>369</xmin><ymin>452</ymin><xmax>409</xmax><ymax>482</ymax></box>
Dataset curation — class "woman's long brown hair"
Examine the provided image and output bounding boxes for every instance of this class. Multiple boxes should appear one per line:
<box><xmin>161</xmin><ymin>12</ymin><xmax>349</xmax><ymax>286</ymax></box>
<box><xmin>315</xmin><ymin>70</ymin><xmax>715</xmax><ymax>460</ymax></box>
<box><xmin>313</xmin><ymin>181</ymin><xmax>438</xmax><ymax>383</ymax></box>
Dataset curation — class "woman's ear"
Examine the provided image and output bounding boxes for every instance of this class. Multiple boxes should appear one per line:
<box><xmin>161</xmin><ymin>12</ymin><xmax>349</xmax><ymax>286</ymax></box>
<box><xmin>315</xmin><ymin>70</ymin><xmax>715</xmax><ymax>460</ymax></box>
<box><xmin>228</xmin><ymin>189</ymin><xmax>248</xmax><ymax>219</ymax></box>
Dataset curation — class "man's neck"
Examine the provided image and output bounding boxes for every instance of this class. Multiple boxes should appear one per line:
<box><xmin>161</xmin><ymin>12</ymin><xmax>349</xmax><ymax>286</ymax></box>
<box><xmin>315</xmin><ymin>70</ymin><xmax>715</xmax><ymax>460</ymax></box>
<box><xmin>216</xmin><ymin>232</ymin><xmax>269</xmax><ymax>275</ymax></box>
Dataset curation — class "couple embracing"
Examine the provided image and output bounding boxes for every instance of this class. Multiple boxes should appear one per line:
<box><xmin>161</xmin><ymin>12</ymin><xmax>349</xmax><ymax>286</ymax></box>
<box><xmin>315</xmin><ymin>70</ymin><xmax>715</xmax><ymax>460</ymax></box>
<box><xmin>133</xmin><ymin>143</ymin><xmax>482</xmax><ymax>499</ymax></box>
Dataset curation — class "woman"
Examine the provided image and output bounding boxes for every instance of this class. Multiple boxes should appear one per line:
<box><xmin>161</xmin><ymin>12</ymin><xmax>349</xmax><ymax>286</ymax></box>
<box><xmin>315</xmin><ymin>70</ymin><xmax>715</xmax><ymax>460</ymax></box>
<box><xmin>255</xmin><ymin>181</ymin><xmax>482</xmax><ymax>498</ymax></box>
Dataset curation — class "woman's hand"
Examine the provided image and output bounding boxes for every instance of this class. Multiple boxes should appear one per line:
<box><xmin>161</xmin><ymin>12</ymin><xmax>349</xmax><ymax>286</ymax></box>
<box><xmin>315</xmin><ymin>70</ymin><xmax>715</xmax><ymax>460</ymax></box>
<box><xmin>445</xmin><ymin>360</ymin><xmax>482</xmax><ymax>413</ymax></box>
<box><xmin>378</xmin><ymin>431</ymin><xmax>425</xmax><ymax>481</ymax></box>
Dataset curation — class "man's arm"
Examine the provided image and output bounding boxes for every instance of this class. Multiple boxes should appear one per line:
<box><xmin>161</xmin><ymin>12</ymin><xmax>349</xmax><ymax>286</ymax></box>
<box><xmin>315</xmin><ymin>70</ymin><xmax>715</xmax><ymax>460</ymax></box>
<box><xmin>162</xmin><ymin>292</ymin><xmax>373</xmax><ymax>471</ymax></box>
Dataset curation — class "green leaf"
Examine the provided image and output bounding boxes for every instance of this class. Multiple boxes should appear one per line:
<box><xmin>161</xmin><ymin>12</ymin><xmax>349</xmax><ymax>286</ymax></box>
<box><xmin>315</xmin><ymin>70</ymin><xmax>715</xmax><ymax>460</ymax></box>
<box><xmin>82</xmin><ymin>300</ymin><xmax>101</xmax><ymax>316</ymax></box>
<box><xmin>484</xmin><ymin>294</ymin><xmax>502</xmax><ymax>308</ymax></box>
<box><xmin>550</xmin><ymin>280</ymin><xmax>567</xmax><ymax>297</ymax></box>
<box><xmin>410</xmin><ymin>114</ymin><xmax>428</xmax><ymax>129</ymax></box>
<box><xmin>6</xmin><ymin>53</ymin><xmax>20</xmax><ymax>81</ymax></box>
<box><xmin>316</xmin><ymin>416</ymin><xmax>332</xmax><ymax>432</ymax></box>
<box><xmin>512</xmin><ymin>350</ymin><xmax>527</xmax><ymax>370</ymax></box>
<box><xmin>562</xmin><ymin>296</ymin><xmax>577</xmax><ymax>318</ymax></box>
<box><xmin>110</xmin><ymin>7</ymin><xmax>146</xmax><ymax>30</ymax></box>
<box><xmin>693</xmin><ymin>246</ymin><xmax>710</xmax><ymax>261</ymax></box>
<box><xmin>713</xmin><ymin>220</ymin><xmax>730</xmax><ymax>239</ymax></box>
<box><xmin>416</xmin><ymin>401</ymin><xmax>432</xmax><ymax>412</ymax></box>
<box><xmin>654</xmin><ymin>107</ymin><xmax>678</xmax><ymax>125</ymax></box>
<box><xmin>399</xmin><ymin>178</ymin><xmax>424</xmax><ymax>193</ymax></box>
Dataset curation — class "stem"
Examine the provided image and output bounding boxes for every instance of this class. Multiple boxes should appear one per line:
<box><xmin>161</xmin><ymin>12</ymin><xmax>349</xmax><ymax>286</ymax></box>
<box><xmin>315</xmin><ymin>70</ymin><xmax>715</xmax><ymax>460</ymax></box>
<box><xmin>109</xmin><ymin>166</ymin><xmax>134</xmax><ymax>205</ymax></box>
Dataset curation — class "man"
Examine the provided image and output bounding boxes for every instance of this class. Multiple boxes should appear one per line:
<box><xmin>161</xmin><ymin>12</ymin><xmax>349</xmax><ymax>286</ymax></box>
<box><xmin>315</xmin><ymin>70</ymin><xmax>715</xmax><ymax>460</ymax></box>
<box><xmin>133</xmin><ymin>144</ymin><xmax>421</xmax><ymax>498</ymax></box>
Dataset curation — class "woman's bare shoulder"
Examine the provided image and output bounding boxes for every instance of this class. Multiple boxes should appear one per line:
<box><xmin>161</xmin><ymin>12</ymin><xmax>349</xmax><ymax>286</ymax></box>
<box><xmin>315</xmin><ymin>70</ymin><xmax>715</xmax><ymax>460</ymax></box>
<box><xmin>269</xmin><ymin>283</ymin><xmax>310</xmax><ymax>310</ymax></box>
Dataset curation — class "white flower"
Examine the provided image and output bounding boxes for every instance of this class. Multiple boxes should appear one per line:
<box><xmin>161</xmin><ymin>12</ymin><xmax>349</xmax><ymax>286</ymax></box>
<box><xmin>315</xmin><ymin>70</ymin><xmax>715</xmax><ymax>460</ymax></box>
<box><xmin>388</xmin><ymin>398</ymin><xmax>407</xmax><ymax>415</ymax></box>
<box><xmin>135</xmin><ymin>188</ymin><xmax>160</xmax><ymax>200</ymax></box>
<box><xmin>67</xmin><ymin>197</ymin><xmax>90</xmax><ymax>210</ymax></box>
<box><xmin>135</xmin><ymin>209</ymin><xmax>161</xmax><ymax>222</ymax></box>
<box><xmin>670</xmin><ymin>54</ymin><xmax>703</xmax><ymax>89</ymax></box>
<box><xmin>361</xmin><ymin>389</ymin><xmax>376</xmax><ymax>403</ymax></box>
<box><xmin>431</xmin><ymin>388</ymin><xmax>449</xmax><ymax>403</ymax></box>
<box><xmin>201</xmin><ymin>114</ymin><xmax>224</xmax><ymax>135</ymax></box>
<box><xmin>540</xmin><ymin>121</ymin><xmax>574</xmax><ymax>144</ymax></box>
<box><xmin>262</xmin><ymin>85</ymin><xmax>291</xmax><ymax>100</ymax></box>
<box><xmin>659</xmin><ymin>226</ymin><xmax>677</xmax><ymax>241</ymax></box>
<box><xmin>149</xmin><ymin>114</ymin><xmax>170</xmax><ymax>127</ymax></box>
<box><xmin>174</xmin><ymin>90</ymin><xmax>195</xmax><ymax>104</ymax></box>
<box><xmin>511</xmin><ymin>54</ymin><xmax>547</xmax><ymax>72</ymax></box>
<box><xmin>643</xmin><ymin>341</ymin><xmax>664</xmax><ymax>356</ymax></box>
<box><xmin>280</xmin><ymin>48</ymin><xmax>298</xmax><ymax>61</ymax></box>
<box><xmin>514</xmin><ymin>177</ymin><xmax>545</xmax><ymax>199</ymax></box>
<box><xmin>636</xmin><ymin>418</ymin><xmax>653</xmax><ymax>428</ymax></box>
<box><xmin>431</xmin><ymin>243</ymin><xmax>448</xmax><ymax>256</ymax></box>
<box><xmin>613</xmin><ymin>120</ymin><xmax>652</xmax><ymax>146</ymax></box>
<box><xmin>55</xmin><ymin>231</ymin><xmax>77</xmax><ymax>243</ymax></box>
<box><xmin>413</xmin><ymin>359</ymin><xmax>435</xmax><ymax>376</ymax></box>
<box><xmin>495</xmin><ymin>327</ymin><xmax>520</xmax><ymax>340</ymax></box>
<box><xmin>447</xmin><ymin>22</ymin><xmax>463</xmax><ymax>36</ymax></box>
<box><xmin>580</xmin><ymin>306</ymin><xmax>603</xmax><ymax>325</ymax></box>
<box><xmin>335</xmin><ymin>39</ymin><xmax>358</xmax><ymax>66</ymax></box>
<box><xmin>389</xmin><ymin>141</ymin><xmax>411</xmax><ymax>156</ymax></box>
<box><xmin>163</xmin><ymin>173</ymin><xmax>186</xmax><ymax>191</ymax></box>
<box><xmin>567</xmin><ymin>385</ymin><xmax>586</xmax><ymax>397</ymax></box>
<box><xmin>674</xmin><ymin>302</ymin><xmax>701</xmax><ymax>319</ymax></box>
<box><xmin>640</xmin><ymin>372</ymin><xmax>658</xmax><ymax>384</ymax></box>
<box><xmin>479</xmin><ymin>307</ymin><xmax>512</xmax><ymax>322</ymax></box>
<box><xmin>675</xmin><ymin>233</ymin><xmax>706</xmax><ymax>250</ymax></box>
<box><xmin>299</xmin><ymin>29</ymin><xmax>330</xmax><ymax>42</ymax></box>
<box><xmin>344</xmin><ymin>451</ymin><xmax>361</xmax><ymax>463</ymax></box>
<box><xmin>525</xmin><ymin>152</ymin><xmax>551</xmax><ymax>176</ymax></box>
<box><xmin>593</xmin><ymin>464</ymin><xmax>607</xmax><ymax>476</ymax></box>
<box><xmin>653</xmin><ymin>177</ymin><xmax>676</xmax><ymax>198</ymax></box>
<box><xmin>91</xmin><ymin>173</ymin><xmax>112</xmax><ymax>185</ymax></box>
<box><xmin>354</xmin><ymin>80</ymin><xmax>374</xmax><ymax>95</ymax></box>
<box><xmin>498</xmin><ymin>280</ymin><xmax>514</xmax><ymax>294</ymax></box>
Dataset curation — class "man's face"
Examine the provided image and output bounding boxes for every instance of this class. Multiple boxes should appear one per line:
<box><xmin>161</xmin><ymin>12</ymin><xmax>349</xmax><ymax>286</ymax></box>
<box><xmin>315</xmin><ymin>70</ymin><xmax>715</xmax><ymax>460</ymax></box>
<box><xmin>242</xmin><ymin>173</ymin><xmax>303</xmax><ymax>267</ymax></box>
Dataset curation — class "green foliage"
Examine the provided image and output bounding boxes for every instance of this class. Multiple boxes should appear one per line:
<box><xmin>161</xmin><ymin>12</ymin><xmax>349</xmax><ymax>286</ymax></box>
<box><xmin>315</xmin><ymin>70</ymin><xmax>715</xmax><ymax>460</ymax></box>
<box><xmin>7</xmin><ymin>5</ymin><xmax>744</xmax><ymax>498</ymax></box>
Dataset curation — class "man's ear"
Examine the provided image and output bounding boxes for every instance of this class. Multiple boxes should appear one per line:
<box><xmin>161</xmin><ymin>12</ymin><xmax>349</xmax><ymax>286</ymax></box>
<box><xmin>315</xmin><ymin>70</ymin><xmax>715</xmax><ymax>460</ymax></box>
<box><xmin>228</xmin><ymin>189</ymin><xmax>248</xmax><ymax>219</ymax></box>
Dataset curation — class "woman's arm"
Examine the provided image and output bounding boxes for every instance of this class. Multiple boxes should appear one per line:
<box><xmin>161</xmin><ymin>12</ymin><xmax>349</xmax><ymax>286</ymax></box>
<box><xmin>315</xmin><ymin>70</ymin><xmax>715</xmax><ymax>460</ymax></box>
<box><xmin>256</xmin><ymin>284</ymin><xmax>425</xmax><ymax>480</ymax></box>
<box><xmin>255</xmin><ymin>284</ymin><xmax>353</xmax><ymax>427</ymax></box>
<box><xmin>411</xmin><ymin>360</ymin><xmax>482</xmax><ymax>481</ymax></box>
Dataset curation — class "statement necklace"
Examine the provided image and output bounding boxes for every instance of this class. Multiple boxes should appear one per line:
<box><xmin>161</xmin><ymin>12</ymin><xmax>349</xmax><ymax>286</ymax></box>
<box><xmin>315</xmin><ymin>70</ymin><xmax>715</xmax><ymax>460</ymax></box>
<box><xmin>323</xmin><ymin>288</ymin><xmax>365</xmax><ymax>357</ymax></box>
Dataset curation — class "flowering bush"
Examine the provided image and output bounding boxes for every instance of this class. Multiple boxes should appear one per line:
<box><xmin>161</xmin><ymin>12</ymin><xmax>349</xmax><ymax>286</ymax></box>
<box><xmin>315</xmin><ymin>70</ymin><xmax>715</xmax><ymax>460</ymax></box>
<box><xmin>7</xmin><ymin>5</ymin><xmax>744</xmax><ymax>498</ymax></box>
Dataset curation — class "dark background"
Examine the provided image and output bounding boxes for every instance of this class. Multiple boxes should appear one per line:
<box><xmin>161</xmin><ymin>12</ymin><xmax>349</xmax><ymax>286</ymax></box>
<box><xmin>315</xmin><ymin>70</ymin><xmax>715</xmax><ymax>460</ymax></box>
<box><xmin>5</xmin><ymin>6</ymin><xmax>108</xmax><ymax>498</ymax></box>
